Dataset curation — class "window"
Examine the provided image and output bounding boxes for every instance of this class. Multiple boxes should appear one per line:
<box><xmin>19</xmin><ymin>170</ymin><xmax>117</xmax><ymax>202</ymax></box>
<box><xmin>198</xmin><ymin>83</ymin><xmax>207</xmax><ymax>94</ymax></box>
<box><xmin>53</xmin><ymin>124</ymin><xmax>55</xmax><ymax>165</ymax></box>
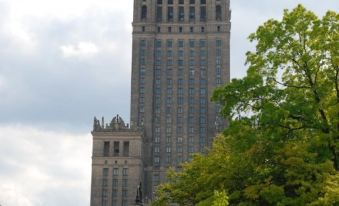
<box><xmin>178</xmin><ymin>6</ymin><xmax>184</xmax><ymax>21</ymax></box>
<box><xmin>216</xmin><ymin>5</ymin><xmax>222</xmax><ymax>21</ymax></box>
<box><xmin>178</xmin><ymin>40</ymin><xmax>184</xmax><ymax>48</ymax></box>
<box><xmin>153</xmin><ymin>174</ymin><xmax>160</xmax><ymax>185</ymax></box>
<box><xmin>178</xmin><ymin>50</ymin><xmax>184</xmax><ymax>58</ymax></box>
<box><xmin>154</xmin><ymin>146</ymin><xmax>160</xmax><ymax>153</ymax></box>
<box><xmin>189</xmin><ymin>88</ymin><xmax>195</xmax><ymax>96</ymax></box>
<box><xmin>158</xmin><ymin>26</ymin><xmax>161</xmax><ymax>32</ymax></box>
<box><xmin>190</xmin><ymin>0</ymin><xmax>195</xmax><ymax>4</ymax></box>
<box><xmin>167</xmin><ymin>40</ymin><xmax>173</xmax><ymax>48</ymax></box>
<box><xmin>200</xmin><ymin>107</ymin><xmax>206</xmax><ymax>114</ymax></box>
<box><xmin>177</xmin><ymin>156</ymin><xmax>183</xmax><ymax>164</ymax></box>
<box><xmin>178</xmin><ymin>88</ymin><xmax>183</xmax><ymax>95</ymax></box>
<box><xmin>216</xmin><ymin>48</ymin><xmax>222</xmax><ymax>57</ymax></box>
<box><xmin>157</xmin><ymin>6</ymin><xmax>162</xmax><ymax>21</ymax></box>
<box><xmin>200</xmin><ymin>88</ymin><xmax>206</xmax><ymax>95</ymax></box>
<box><xmin>189</xmin><ymin>106</ymin><xmax>195</xmax><ymax>114</ymax></box>
<box><xmin>167</xmin><ymin>49</ymin><xmax>173</xmax><ymax>57</ymax></box>
<box><xmin>123</xmin><ymin>168</ymin><xmax>129</xmax><ymax>176</ymax></box>
<box><xmin>189</xmin><ymin>40</ymin><xmax>195</xmax><ymax>48</ymax></box>
<box><xmin>112</xmin><ymin>179</ymin><xmax>118</xmax><ymax>187</ymax></box>
<box><xmin>103</xmin><ymin>168</ymin><xmax>109</xmax><ymax>177</ymax></box>
<box><xmin>113</xmin><ymin>141</ymin><xmax>119</xmax><ymax>156</ymax></box>
<box><xmin>216</xmin><ymin>39</ymin><xmax>222</xmax><ymax>47</ymax></box>
<box><xmin>167</xmin><ymin>7</ymin><xmax>174</xmax><ymax>21</ymax></box>
<box><xmin>141</xmin><ymin>6</ymin><xmax>147</xmax><ymax>20</ymax></box>
<box><xmin>189</xmin><ymin>97</ymin><xmax>195</xmax><ymax>105</ymax></box>
<box><xmin>200</xmin><ymin>0</ymin><xmax>206</xmax><ymax>4</ymax></box>
<box><xmin>200</xmin><ymin>98</ymin><xmax>206</xmax><ymax>105</ymax></box>
<box><xmin>168</xmin><ymin>0</ymin><xmax>173</xmax><ymax>4</ymax></box>
<box><xmin>201</xmin><ymin>26</ymin><xmax>205</xmax><ymax>32</ymax></box>
<box><xmin>156</xmin><ymin>40</ymin><xmax>162</xmax><ymax>48</ymax></box>
<box><xmin>166</xmin><ymin>136</ymin><xmax>171</xmax><ymax>143</ymax></box>
<box><xmin>199</xmin><ymin>39</ymin><xmax>206</xmax><ymax>47</ymax></box>
<box><xmin>177</xmin><ymin>97</ymin><xmax>184</xmax><ymax>105</ymax></box>
<box><xmin>113</xmin><ymin>168</ymin><xmax>119</xmax><ymax>176</ymax></box>
<box><xmin>103</xmin><ymin>141</ymin><xmax>110</xmax><ymax>157</ymax></box>
<box><xmin>178</xmin><ymin>79</ymin><xmax>183</xmax><ymax>86</ymax></box>
<box><xmin>217</xmin><ymin>26</ymin><xmax>221</xmax><ymax>32</ymax></box>
<box><xmin>154</xmin><ymin>157</ymin><xmax>160</xmax><ymax>164</ymax></box>
<box><xmin>112</xmin><ymin>189</ymin><xmax>118</xmax><ymax>198</ymax></box>
<box><xmin>177</xmin><ymin>146</ymin><xmax>183</xmax><ymax>153</ymax></box>
<box><xmin>166</xmin><ymin>127</ymin><xmax>172</xmax><ymax>134</ymax></box>
<box><xmin>166</xmin><ymin>146</ymin><xmax>171</xmax><ymax>153</ymax></box>
<box><xmin>179</xmin><ymin>0</ymin><xmax>184</xmax><ymax>4</ymax></box>
<box><xmin>123</xmin><ymin>141</ymin><xmax>129</xmax><ymax>157</ymax></box>
<box><xmin>122</xmin><ymin>179</ymin><xmax>128</xmax><ymax>187</ymax></box>
<box><xmin>179</xmin><ymin>26</ymin><xmax>183</xmax><ymax>33</ymax></box>
<box><xmin>189</xmin><ymin>7</ymin><xmax>195</xmax><ymax>21</ymax></box>
<box><xmin>189</xmin><ymin>127</ymin><xmax>195</xmax><ymax>134</ymax></box>
<box><xmin>122</xmin><ymin>189</ymin><xmax>128</xmax><ymax>197</ymax></box>
<box><xmin>102</xmin><ymin>178</ymin><xmax>108</xmax><ymax>186</ymax></box>
<box><xmin>140</xmin><ymin>40</ymin><xmax>146</xmax><ymax>48</ymax></box>
<box><xmin>157</xmin><ymin>0</ymin><xmax>163</xmax><ymax>4</ymax></box>
<box><xmin>200</xmin><ymin>7</ymin><xmax>206</xmax><ymax>21</ymax></box>
<box><xmin>154</xmin><ymin>136</ymin><xmax>160</xmax><ymax>143</ymax></box>
<box><xmin>166</xmin><ymin>155</ymin><xmax>171</xmax><ymax>164</ymax></box>
<box><xmin>102</xmin><ymin>189</ymin><xmax>108</xmax><ymax>197</ymax></box>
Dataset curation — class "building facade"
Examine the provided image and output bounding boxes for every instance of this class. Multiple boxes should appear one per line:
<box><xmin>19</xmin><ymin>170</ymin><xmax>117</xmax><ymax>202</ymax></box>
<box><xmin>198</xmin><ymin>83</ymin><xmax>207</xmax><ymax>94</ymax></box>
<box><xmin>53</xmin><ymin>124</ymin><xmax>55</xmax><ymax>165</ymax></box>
<box><xmin>130</xmin><ymin>0</ymin><xmax>231</xmax><ymax>200</ymax></box>
<box><xmin>90</xmin><ymin>115</ymin><xmax>144</xmax><ymax>206</ymax></box>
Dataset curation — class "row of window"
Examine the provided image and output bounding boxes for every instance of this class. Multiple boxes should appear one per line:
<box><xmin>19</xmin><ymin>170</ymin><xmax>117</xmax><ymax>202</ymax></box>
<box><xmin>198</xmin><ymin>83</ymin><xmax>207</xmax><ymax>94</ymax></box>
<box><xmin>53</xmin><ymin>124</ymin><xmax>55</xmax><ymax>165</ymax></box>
<box><xmin>103</xmin><ymin>168</ymin><xmax>129</xmax><ymax>177</ymax></box>
<box><xmin>155</xmin><ymin>6</ymin><xmax>209</xmax><ymax>22</ymax></box>
<box><xmin>102</xmin><ymin>189</ymin><xmax>128</xmax><ymax>206</ymax></box>
<box><xmin>102</xmin><ymin>178</ymin><xmax>128</xmax><ymax>188</ymax></box>
<box><xmin>139</xmin><ymin>41</ymin><xmax>147</xmax><ymax>124</ymax></box>
<box><xmin>144</xmin><ymin>4</ymin><xmax>222</xmax><ymax>22</ymax></box>
<box><xmin>152</xmin><ymin>25</ymin><xmax>222</xmax><ymax>33</ymax></box>
<box><xmin>154</xmin><ymin>125</ymin><xmax>206</xmax><ymax>134</ymax></box>
<box><xmin>156</xmin><ymin>39</ymin><xmax>207</xmax><ymax>48</ymax></box>
<box><xmin>154</xmin><ymin>145</ymin><xmax>199</xmax><ymax>154</ymax></box>
<box><xmin>157</xmin><ymin>0</ymin><xmax>206</xmax><ymax>5</ymax></box>
<box><xmin>103</xmin><ymin>141</ymin><xmax>129</xmax><ymax>157</ymax></box>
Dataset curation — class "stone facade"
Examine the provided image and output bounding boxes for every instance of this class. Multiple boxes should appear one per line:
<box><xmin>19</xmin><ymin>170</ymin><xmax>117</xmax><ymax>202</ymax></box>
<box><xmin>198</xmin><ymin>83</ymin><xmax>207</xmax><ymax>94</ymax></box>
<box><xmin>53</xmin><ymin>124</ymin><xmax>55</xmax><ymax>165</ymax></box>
<box><xmin>91</xmin><ymin>0</ymin><xmax>231</xmax><ymax>204</ymax></box>
<box><xmin>131</xmin><ymin>0</ymin><xmax>231</xmax><ymax>200</ymax></box>
<box><xmin>90</xmin><ymin>115</ymin><xmax>144</xmax><ymax>206</ymax></box>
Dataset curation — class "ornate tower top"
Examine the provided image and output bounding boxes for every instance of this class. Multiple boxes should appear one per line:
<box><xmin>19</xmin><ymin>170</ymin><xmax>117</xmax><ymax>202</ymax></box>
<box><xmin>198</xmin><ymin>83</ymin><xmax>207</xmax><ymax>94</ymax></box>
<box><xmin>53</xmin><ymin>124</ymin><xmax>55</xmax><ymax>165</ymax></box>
<box><xmin>92</xmin><ymin>115</ymin><xmax>130</xmax><ymax>132</ymax></box>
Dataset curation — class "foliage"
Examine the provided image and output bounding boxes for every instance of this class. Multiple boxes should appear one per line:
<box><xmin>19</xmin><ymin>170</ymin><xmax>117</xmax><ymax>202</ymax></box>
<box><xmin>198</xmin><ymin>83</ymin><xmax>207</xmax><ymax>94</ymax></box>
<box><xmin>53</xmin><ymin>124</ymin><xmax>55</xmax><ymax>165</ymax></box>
<box><xmin>152</xmin><ymin>5</ymin><xmax>338</xmax><ymax>206</ymax></box>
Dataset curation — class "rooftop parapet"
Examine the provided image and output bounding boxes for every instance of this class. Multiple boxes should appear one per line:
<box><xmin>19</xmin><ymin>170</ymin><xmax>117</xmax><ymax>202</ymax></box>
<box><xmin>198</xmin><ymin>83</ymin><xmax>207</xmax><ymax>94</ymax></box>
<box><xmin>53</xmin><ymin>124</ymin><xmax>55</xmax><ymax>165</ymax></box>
<box><xmin>92</xmin><ymin>115</ymin><xmax>137</xmax><ymax>132</ymax></box>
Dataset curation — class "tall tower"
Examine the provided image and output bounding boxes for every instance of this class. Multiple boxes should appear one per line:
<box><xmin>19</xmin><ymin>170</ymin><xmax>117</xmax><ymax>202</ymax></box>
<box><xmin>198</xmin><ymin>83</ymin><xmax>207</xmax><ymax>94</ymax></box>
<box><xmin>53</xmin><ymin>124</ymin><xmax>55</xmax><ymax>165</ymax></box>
<box><xmin>130</xmin><ymin>0</ymin><xmax>231</xmax><ymax>199</ymax></box>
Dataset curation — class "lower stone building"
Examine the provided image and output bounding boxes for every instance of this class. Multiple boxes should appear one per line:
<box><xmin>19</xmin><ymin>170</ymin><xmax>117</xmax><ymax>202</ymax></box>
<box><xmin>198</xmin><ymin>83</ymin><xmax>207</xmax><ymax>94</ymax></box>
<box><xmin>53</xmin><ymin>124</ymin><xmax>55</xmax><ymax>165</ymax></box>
<box><xmin>90</xmin><ymin>115</ymin><xmax>144</xmax><ymax>206</ymax></box>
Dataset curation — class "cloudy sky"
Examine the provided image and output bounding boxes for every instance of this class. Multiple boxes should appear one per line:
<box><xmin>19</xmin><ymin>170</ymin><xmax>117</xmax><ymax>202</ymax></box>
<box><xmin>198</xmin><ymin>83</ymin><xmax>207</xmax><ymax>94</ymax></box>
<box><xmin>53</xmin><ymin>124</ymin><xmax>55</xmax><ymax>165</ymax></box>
<box><xmin>0</xmin><ymin>0</ymin><xmax>337</xmax><ymax>205</ymax></box>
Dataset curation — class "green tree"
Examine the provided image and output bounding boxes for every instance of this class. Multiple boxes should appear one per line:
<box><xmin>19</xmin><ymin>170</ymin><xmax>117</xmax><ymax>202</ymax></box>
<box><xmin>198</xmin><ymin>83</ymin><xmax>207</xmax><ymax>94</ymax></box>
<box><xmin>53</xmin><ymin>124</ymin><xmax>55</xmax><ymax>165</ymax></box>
<box><xmin>153</xmin><ymin>5</ymin><xmax>338</xmax><ymax>206</ymax></box>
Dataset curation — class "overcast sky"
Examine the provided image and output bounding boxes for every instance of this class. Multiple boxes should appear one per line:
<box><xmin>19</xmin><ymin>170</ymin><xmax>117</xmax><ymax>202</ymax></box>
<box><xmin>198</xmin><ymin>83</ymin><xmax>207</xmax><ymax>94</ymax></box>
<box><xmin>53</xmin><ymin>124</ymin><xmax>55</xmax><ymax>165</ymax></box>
<box><xmin>0</xmin><ymin>0</ymin><xmax>337</xmax><ymax>205</ymax></box>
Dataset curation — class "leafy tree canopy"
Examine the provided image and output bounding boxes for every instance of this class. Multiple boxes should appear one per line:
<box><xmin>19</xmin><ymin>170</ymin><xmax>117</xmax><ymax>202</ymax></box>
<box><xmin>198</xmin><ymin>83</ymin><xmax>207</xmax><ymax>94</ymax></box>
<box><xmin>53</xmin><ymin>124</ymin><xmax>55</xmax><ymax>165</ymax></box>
<box><xmin>153</xmin><ymin>5</ymin><xmax>338</xmax><ymax>206</ymax></box>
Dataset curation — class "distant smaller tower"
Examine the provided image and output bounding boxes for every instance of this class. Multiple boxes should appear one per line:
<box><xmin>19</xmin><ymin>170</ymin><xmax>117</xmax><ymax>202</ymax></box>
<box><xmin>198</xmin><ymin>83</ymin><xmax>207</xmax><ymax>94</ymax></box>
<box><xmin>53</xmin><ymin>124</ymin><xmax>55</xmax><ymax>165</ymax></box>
<box><xmin>90</xmin><ymin>115</ymin><xmax>144</xmax><ymax>206</ymax></box>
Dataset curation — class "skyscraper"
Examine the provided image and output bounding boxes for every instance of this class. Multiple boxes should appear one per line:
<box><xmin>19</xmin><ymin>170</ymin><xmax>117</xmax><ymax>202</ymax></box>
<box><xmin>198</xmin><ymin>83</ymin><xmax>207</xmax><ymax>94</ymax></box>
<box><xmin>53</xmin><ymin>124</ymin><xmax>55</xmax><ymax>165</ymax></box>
<box><xmin>130</xmin><ymin>0</ymin><xmax>231</xmax><ymax>199</ymax></box>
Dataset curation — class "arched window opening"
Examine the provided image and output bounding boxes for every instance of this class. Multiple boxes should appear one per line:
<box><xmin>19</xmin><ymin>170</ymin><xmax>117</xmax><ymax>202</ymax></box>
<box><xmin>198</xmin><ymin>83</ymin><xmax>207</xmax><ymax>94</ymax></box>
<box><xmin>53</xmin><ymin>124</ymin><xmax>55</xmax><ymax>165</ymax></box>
<box><xmin>141</xmin><ymin>5</ymin><xmax>147</xmax><ymax>20</ymax></box>
<box><xmin>216</xmin><ymin>5</ymin><xmax>222</xmax><ymax>21</ymax></box>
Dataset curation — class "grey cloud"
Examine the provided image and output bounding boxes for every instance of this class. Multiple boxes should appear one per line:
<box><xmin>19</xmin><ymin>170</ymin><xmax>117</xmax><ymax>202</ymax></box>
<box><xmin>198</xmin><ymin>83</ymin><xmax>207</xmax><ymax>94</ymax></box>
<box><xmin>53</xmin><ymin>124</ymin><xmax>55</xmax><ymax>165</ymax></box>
<box><xmin>0</xmin><ymin>9</ymin><xmax>132</xmax><ymax>132</ymax></box>
<box><xmin>0</xmin><ymin>126</ymin><xmax>91</xmax><ymax>206</ymax></box>
<box><xmin>230</xmin><ymin>0</ymin><xmax>338</xmax><ymax>79</ymax></box>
